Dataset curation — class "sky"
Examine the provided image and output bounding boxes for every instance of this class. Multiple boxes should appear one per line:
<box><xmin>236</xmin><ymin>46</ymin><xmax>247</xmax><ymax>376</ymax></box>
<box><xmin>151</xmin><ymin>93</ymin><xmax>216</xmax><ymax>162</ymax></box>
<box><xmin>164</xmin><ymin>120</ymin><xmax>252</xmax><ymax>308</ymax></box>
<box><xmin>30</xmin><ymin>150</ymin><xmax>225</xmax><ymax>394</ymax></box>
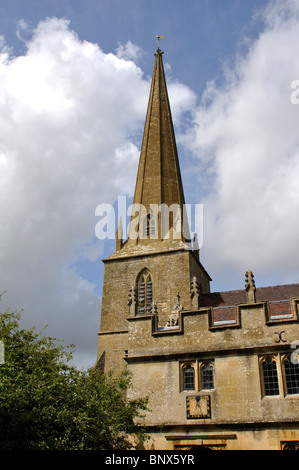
<box><xmin>0</xmin><ymin>0</ymin><xmax>299</xmax><ymax>368</ymax></box>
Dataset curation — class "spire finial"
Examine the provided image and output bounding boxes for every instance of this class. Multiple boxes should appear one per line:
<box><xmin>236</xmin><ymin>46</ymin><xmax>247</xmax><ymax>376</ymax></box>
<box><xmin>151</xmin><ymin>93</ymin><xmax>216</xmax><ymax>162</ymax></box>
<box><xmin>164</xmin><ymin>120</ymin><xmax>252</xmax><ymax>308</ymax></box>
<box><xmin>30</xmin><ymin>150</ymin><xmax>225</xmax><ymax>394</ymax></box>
<box><xmin>245</xmin><ymin>270</ymin><xmax>256</xmax><ymax>303</ymax></box>
<box><xmin>155</xmin><ymin>34</ymin><xmax>164</xmax><ymax>54</ymax></box>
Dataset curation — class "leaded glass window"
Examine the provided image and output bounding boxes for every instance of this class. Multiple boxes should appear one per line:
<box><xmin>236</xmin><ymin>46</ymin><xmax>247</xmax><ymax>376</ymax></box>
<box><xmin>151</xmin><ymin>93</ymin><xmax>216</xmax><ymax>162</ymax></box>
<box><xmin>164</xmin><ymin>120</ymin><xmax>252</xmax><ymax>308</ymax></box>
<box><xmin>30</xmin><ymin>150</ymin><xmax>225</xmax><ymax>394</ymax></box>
<box><xmin>262</xmin><ymin>357</ymin><xmax>279</xmax><ymax>396</ymax></box>
<box><xmin>183</xmin><ymin>366</ymin><xmax>195</xmax><ymax>391</ymax></box>
<box><xmin>284</xmin><ymin>358</ymin><xmax>299</xmax><ymax>395</ymax></box>
<box><xmin>201</xmin><ymin>363</ymin><xmax>214</xmax><ymax>390</ymax></box>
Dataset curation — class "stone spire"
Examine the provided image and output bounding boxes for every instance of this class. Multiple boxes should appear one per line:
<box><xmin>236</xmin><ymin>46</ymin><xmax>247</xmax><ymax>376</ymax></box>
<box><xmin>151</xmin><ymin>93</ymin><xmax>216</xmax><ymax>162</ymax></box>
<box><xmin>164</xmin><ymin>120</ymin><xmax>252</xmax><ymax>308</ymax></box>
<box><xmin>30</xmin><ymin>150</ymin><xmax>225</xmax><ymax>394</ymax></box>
<box><xmin>128</xmin><ymin>48</ymin><xmax>188</xmax><ymax>244</ymax></box>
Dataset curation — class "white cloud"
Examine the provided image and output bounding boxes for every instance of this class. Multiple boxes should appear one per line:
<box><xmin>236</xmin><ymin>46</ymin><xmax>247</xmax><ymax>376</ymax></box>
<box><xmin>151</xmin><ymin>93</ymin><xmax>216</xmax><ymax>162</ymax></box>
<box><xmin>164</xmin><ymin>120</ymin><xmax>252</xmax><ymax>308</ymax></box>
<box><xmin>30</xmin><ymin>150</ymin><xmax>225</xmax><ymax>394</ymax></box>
<box><xmin>16</xmin><ymin>19</ymin><xmax>30</xmax><ymax>44</ymax></box>
<box><xmin>0</xmin><ymin>17</ymin><xmax>195</xmax><ymax>368</ymax></box>
<box><xmin>168</xmin><ymin>82</ymin><xmax>197</xmax><ymax>126</ymax></box>
<box><xmin>1</xmin><ymin>3</ymin><xmax>298</xmax><ymax>367</ymax></box>
<box><xmin>0</xmin><ymin>17</ymin><xmax>149</xmax><ymax>367</ymax></box>
<box><xmin>116</xmin><ymin>40</ymin><xmax>143</xmax><ymax>61</ymax></box>
<box><xmin>187</xmin><ymin>0</ymin><xmax>299</xmax><ymax>290</ymax></box>
<box><xmin>2</xmin><ymin>4</ymin><xmax>299</xmax><ymax>368</ymax></box>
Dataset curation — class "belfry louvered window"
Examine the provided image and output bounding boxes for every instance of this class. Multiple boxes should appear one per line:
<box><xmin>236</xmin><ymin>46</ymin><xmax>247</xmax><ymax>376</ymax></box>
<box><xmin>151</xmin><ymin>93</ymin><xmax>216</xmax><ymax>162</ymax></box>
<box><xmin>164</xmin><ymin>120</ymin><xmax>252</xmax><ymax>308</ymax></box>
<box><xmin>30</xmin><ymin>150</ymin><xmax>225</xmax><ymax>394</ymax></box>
<box><xmin>137</xmin><ymin>270</ymin><xmax>153</xmax><ymax>315</ymax></box>
<box><xmin>144</xmin><ymin>212</ymin><xmax>156</xmax><ymax>238</ymax></box>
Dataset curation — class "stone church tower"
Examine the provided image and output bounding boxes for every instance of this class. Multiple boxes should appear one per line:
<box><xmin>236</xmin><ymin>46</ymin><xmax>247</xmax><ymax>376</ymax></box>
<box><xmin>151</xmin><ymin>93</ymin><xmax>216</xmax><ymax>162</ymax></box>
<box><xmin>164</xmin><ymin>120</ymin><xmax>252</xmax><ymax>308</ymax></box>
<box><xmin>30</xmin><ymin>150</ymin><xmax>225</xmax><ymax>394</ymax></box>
<box><xmin>96</xmin><ymin>48</ymin><xmax>299</xmax><ymax>450</ymax></box>
<box><xmin>97</xmin><ymin>47</ymin><xmax>211</xmax><ymax>374</ymax></box>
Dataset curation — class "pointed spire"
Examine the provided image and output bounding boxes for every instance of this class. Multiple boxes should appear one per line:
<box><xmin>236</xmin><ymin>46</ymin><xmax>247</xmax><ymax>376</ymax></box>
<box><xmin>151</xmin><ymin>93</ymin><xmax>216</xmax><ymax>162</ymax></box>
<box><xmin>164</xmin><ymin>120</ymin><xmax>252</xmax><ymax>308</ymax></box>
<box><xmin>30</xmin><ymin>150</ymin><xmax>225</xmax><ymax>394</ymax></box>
<box><xmin>129</xmin><ymin>48</ymin><xmax>188</xmax><ymax>244</ymax></box>
<box><xmin>193</xmin><ymin>233</ymin><xmax>200</xmax><ymax>261</ymax></box>
<box><xmin>116</xmin><ymin>217</ymin><xmax>123</xmax><ymax>251</ymax></box>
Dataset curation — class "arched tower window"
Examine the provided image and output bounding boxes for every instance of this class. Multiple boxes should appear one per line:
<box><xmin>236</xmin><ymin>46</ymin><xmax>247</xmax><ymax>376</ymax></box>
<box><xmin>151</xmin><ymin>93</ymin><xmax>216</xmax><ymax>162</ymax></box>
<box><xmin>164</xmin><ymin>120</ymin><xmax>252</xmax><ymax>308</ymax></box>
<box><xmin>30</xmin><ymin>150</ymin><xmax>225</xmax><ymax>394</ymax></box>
<box><xmin>143</xmin><ymin>214</ymin><xmax>150</xmax><ymax>237</ymax></box>
<box><xmin>143</xmin><ymin>211</ymin><xmax>157</xmax><ymax>238</ymax></box>
<box><xmin>136</xmin><ymin>270</ymin><xmax>153</xmax><ymax>315</ymax></box>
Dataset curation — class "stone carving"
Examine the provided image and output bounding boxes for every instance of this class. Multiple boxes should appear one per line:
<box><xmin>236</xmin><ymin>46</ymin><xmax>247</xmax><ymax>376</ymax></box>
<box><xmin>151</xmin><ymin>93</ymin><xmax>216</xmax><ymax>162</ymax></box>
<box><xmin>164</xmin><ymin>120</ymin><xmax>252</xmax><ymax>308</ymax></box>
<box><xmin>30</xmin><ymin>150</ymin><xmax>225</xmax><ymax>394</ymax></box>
<box><xmin>190</xmin><ymin>276</ymin><xmax>199</xmax><ymax>296</ymax></box>
<box><xmin>190</xmin><ymin>276</ymin><xmax>200</xmax><ymax>310</ymax></box>
<box><xmin>151</xmin><ymin>303</ymin><xmax>158</xmax><ymax>315</ymax></box>
<box><xmin>166</xmin><ymin>292</ymin><xmax>181</xmax><ymax>327</ymax></box>
<box><xmin>245</xmin><ymin>270</ymin><xmax>256</xmax><ymax>304</ymax></box>
<box><xmin>128</xmin><ymin>286</ymin><xmax>137</xmax><ymax>315</ymax></box>
<box><xmin>192</xmin><ymin>233</ymin><xmax>200</xmax><ymax>260</ymax></box>
<box><xmin>166</xmin><ymin>309</ymin><xmax>179</xmax><ymax>327</ymax></box>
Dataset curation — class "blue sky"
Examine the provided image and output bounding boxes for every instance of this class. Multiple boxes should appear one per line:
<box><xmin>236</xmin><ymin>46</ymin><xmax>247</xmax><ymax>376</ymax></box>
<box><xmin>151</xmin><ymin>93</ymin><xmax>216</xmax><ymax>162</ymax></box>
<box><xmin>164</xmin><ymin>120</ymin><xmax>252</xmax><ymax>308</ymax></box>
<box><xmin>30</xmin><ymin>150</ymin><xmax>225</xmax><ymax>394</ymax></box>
<box><xmin>0</xmin><ymin>0</ymin><xmax>299</xmax><ymax>368</ymax></box>
<box><xmin>0</xmin><ymin>0</ymin><xmax>269</xmax><ymax>87</ymax></box>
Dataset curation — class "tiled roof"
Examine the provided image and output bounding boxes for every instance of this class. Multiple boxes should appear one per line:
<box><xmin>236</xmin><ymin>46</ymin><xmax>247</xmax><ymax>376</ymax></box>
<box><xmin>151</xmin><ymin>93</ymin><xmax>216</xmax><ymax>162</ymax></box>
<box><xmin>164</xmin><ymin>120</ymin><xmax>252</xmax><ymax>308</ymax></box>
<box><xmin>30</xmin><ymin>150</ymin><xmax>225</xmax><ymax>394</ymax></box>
<box><xmin>201</xmin><ymin>283</ymin><xmax>299</xmax><ymax>326</ymax></box>
<box><xmin>268</xmin><ymin>300</ymin><xmax>293</xmax><ymax>318</ymax></box>
<box><xmin>201</xmin><ymin>283</ymin><xmax>299</xmax><ymax>308</ymax></box>
<box><xmin>256</xmin><ymin>284</ymin><xmax>299</xmax><ymax>302</ymax></box>
<box><xmin>212</xmin><ymin>306</ymin><xmax>236</xmax><ymax>324</ymax></box>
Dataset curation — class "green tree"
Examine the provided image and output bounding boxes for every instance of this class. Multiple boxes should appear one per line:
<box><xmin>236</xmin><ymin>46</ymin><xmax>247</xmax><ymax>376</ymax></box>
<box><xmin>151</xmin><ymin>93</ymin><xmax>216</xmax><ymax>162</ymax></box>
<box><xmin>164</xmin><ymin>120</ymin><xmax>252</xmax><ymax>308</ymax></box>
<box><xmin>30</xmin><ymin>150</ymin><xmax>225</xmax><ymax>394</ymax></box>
<box><xmin>0</xmin><ymin>306</ymin><xmax>148</xmax><ymax>450</ymax></box>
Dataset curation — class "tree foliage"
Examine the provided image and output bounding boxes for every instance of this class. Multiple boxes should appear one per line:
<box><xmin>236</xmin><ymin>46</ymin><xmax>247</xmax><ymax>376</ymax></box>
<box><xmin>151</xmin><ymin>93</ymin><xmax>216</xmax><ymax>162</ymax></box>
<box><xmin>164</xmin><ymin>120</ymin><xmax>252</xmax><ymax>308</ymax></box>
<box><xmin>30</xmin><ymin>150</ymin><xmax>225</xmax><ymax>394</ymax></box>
<box><xmin>0</xmin><ymin>305</ymin><xmax>148</xmax><ymax>450</ymax></box>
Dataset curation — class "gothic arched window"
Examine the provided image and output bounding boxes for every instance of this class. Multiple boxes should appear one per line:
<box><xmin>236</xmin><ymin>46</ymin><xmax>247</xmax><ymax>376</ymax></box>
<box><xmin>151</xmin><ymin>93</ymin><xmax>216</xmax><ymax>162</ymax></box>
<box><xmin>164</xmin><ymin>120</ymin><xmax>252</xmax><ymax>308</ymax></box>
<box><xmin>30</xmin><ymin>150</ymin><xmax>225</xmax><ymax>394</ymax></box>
<box><xmin>201</xmin><ymin>362</ymin><xmax>214</xmax><ymax>390</ymax></box>
<box><xmin>137</xmin><ymin>270</ymin><xmax>153</xmax><ymax>315</ymax></box>
<box><xmin>261</xmin><ymin>356</ymin><xmax>279</xmax><ymax>396</ymax></box>
<box><xmin>183</xmin><ymin>365</ymin><xmax>195</xmax><ymax>391</ymax></box>
<box><xmin>143</xmin><ymin>214</ymin><xmax>150</xmax><ymax>238</ymax></box>
<box><xmin>143</xmin><ymin>211</ymin><xmax>157</xmax><ymax>238</ymax></box>
<box><xmin>283</xmin><ymin>357</ymin><xmax>299</xmax><ymax>395</ymax></box>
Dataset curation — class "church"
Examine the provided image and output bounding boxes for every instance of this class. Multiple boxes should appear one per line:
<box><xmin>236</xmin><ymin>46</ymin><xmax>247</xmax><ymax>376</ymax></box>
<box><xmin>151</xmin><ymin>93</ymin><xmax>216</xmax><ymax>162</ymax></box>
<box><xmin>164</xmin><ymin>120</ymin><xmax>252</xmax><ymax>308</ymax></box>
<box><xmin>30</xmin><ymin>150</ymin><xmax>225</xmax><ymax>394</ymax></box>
<box><xmin>96</xmin><ymin>46</ymin><xmax>299</xmax><ymax>450</ymax></box>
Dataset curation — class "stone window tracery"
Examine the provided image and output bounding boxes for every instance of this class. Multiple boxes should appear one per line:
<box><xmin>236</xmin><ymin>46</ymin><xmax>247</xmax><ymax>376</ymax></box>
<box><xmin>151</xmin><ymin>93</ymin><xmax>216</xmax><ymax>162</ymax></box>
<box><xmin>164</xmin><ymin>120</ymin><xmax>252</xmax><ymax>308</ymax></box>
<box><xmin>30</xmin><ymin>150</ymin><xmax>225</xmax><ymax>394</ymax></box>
<box><xmin>180</xmin><ymin>360</ymin><xmax>214</xmax><ymax>392</ymax></box>
<box><xmin>259</xmin><ymin>353</ymin><xmax>299</xmax><ymax>398</ymax></box>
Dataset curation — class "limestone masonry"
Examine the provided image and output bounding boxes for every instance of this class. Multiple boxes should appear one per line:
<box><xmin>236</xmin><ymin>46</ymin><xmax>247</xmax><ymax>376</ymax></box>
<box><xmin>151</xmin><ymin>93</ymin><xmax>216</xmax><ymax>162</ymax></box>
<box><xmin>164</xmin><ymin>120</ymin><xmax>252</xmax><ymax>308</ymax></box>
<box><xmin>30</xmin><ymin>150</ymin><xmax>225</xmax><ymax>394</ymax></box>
<box><xmin>96</xmin><ymin>47</ymin><xmax>299</xmax><ymax>450</ymax></box>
